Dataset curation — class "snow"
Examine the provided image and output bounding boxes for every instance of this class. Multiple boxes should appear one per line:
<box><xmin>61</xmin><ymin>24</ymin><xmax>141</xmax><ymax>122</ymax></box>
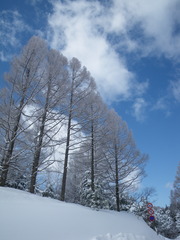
<box><xmin>0</xmin><ymin>187</ymin><xmax>170</xmax><ymax>240</ymax></box>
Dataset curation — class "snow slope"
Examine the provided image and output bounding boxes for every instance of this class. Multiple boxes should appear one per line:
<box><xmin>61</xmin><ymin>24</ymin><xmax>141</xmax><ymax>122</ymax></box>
<box><xmin>0</xmin><ymin>187</ymin><xmax>168</xmax><ymax>240</ymax></box>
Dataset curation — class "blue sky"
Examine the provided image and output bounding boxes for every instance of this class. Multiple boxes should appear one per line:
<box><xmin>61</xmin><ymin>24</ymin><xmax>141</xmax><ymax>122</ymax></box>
<box><xmin>0</xmin><ymin>0</ymin><xmax>180</xmax><ymax>207</ymax></box>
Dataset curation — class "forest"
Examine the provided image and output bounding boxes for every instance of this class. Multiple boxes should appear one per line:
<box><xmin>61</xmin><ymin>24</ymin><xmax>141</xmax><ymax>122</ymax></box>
<box><xmin>0</xmin><ymin>36</ymin><xmax>179</xmax><ymax>239</ymax></box>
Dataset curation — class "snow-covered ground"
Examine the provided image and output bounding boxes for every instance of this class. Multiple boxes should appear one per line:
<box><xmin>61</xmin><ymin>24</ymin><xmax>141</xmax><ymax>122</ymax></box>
<box><xmin>0</xmin><ymin>187</ymin><xmax>170</xmax><ymax>240</ymax></box>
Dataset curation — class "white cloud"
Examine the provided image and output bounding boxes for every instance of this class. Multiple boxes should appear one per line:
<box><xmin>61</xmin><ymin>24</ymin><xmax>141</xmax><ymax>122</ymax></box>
<box><xmin>132</xmin><ymin>98</ymin><xmax>148</xmax><ymax>122</ymax></box>
<box><xmin>47</xmin><ymin>0</ymin><xmax>180</xmax><ymax>102</ymax></box>
<box><xmin>114</xmin><ymin>0</ymin><xmax>180</xmax><ymax>59</ymax></box>
<box><xmin>47</xmin><ymin>0</ymin><xmax>148</xmax><ymax>102</ymax></box>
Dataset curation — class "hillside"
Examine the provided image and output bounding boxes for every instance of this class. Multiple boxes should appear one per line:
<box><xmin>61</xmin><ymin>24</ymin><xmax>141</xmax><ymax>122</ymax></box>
<box><xmin>0</xmin><ymin>187</ymin><xmax>170</xmax><ymax>240</ymax></box>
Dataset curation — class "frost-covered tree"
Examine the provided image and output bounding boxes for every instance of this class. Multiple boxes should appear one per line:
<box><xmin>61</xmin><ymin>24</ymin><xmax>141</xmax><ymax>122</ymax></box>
<box><xmin>65</xmin><ymin>90</ymin><xmax>109</xmax><ymax>206</ymax></box>
<box><xmin>119</xmin><ymin>193</ymin><xmax>135</xmax><ymax>211</ymax></box>
<box><xmin>133</xmin><ymin>187</ymin><xmax>156</xmax><ymax>214</ymax></box>
<box><xmin>155</xmin><ymin>208</ymin><xmax>175</xmax><ymax>238</ymax></box>
<box><xmin>171</xmin><ymin>161</ymin><xmax>180</xmax><ymax>212</ymax></box>
<box><xmin>102</xmin><ymin>109</ymin><xmax>148</xmax><ymax>211</ymax></box>
<box><xmin>0</xmin><ymin>36</ymin><xmax>47</xmax><ymax>186</ymax></box>
<box><xmin>29</xmin><ymin>49</ymin><xmax>68</xmax><ymax>193</ymax></box>
<box><xmin>65</xmin><ymin>156</ymin><xmax>84</xmax><ymax>203</ymax></box>
<box><xmin>42</xmin><ymin>183</ymin><xmax>58</xmax><ymax>199</ymax></box>
<box><xmin>79</xmin><ymin>171</ymin><xmax>109</xmax><ymax>210</ymax></box>
<box><xmin>60</xmin><ymin>58</ymin><xmax>95</xmax><ymax>201</ymax></box>
<box><xmin>78</xmin><ymin>92</ymin><xmax>108</xmax><ymax>192</ymax></box>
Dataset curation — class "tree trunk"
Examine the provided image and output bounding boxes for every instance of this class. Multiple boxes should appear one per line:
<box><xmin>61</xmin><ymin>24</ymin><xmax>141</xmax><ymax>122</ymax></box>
<box><xmin>60</xmin><ymin>112</ymin><xmax>72</xmax><ymax>201</ymax></box>
<box><xmin>29</xmin><ymin>126</ymin><xmax>45</xmax><ymax>193</ymax></box>
<box><xmin>115</xmin><ymin>144</ymin><xmax>120</xmax><ymax>212</ymax></box>
<box><xmin>91</xmin><ymin>120</ymin><xmax>95</xmax><ymax>192</ymax></box>
<box><xmin>60</xmin><ymin>82</ymin><xmax>74</xmax><ymax>201</ymax></box>
<box><xmin>0</xmin><ymin>96</ymin><xmax>25</xmax><ymax>186</ymax></box>
<box><xmin>29</xmin><ymin>82</ymin><xmax>50</xmax><ymax>193</ymax></box>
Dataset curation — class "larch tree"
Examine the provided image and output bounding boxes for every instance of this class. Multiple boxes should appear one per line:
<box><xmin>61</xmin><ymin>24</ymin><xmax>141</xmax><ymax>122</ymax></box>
<box><xmin>102</xmin><ymin>109</ymin><xmax>148</xmax><ymax>211</ymax></box>
<box><xmin>29</xmin><ymin>49</ymin><xmax>68</xmax><ymax>193</ymax></box>
<box><xmin>76</xmin><ymin>91</ymin><xmax>108</xmax><ymax>193</ymax></box>
<box><xmin>88</xmin><ymin>94</ymin><xmax>107</xmax><ymax>192</ymax></box>
<box><xmin>0</xmin><ymin>36</ymin><xmax>47</xmax><ymax>186</ymax></box>
<box><xmin>60</xmin><ymin>57</ymin><xmax>95</xmax><ymax>201</ymax></box>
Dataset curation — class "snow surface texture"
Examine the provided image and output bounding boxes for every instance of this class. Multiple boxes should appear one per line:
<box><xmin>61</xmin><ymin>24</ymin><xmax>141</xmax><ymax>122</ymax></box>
<box><xmin>0</xmin><ymin>187</ymin><xmax>169</xmax><ymax>240</ymax></box>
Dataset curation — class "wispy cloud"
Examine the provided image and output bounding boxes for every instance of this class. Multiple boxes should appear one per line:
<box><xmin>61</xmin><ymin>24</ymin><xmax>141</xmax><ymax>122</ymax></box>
<box><xmin>26</xmin><ymin>0</ymin><xmax>42</xmax><ymax>7</ymax></box>
<box><xmin>171</xmin><ymin>79</ymin><xmax>180</xmax><ymax>102</ymax></box>
<box><xmin>152</xmin><ymin>98</ymin><xmax>167</xmax><ymax>111</ymax></box>
<box><xmin>132</xmin><ymin>98</ymin><xmax>148</xmax><ymax>122</ymax></box>
<box><xmin>0</xmin><ymin>10</ymin><xmax>31</xmax><ymax>61</ymax></box>
<box><xmin>152</xmin><ymin>97</ymin><xmax>171</xmax><ymax>117</ymax></box>
<box><xmin>0</xmin><ymin>52</ymin><xmax>8</xmax><ymax>62</ymax></box>
<box><xmin>165</xmin><ymin>182</ymin><xmax>173</xmax><ymax>189</ymax></box>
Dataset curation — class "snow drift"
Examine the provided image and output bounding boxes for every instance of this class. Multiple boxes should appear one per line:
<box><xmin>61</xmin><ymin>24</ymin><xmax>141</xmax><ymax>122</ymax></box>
<box><xmin>0</xmin><ymin>187</ymin><xmax>169</xmax><ymax>240</ymax></box>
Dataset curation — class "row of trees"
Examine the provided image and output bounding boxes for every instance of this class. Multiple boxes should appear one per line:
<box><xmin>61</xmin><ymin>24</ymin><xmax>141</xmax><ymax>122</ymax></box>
<box><xmin>0</xmin><ymin>36</ymin><xmax>179</xmax><ymax>238</ymax></box>
<box><xmin>0</xmin><ymin>36</ymin><xmax>147</xmax><ymax>211</ymax></box>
